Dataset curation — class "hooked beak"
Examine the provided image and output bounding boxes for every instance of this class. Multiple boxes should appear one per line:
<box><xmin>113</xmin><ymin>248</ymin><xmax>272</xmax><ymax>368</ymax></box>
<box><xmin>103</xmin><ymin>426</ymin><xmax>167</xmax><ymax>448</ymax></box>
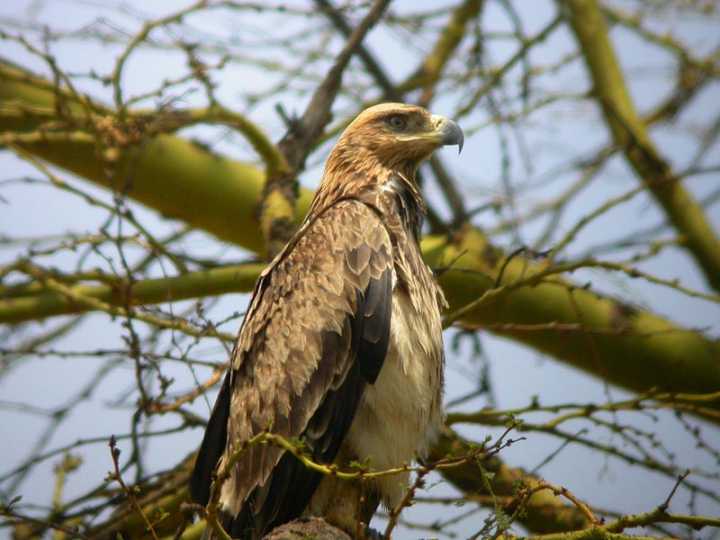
<box><xmin>431</xmin><ymin>114</ymin><xmax>464</xmax><ymax>154</ymax></box>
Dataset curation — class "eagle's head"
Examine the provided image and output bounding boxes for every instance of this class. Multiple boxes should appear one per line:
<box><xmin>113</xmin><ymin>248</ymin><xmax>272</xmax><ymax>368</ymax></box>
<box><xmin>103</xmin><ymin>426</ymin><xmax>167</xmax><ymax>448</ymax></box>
<box><xmin>329</xmin><ymin>103</ymin><xmax>464</xmax><ymax>177</ymax></box>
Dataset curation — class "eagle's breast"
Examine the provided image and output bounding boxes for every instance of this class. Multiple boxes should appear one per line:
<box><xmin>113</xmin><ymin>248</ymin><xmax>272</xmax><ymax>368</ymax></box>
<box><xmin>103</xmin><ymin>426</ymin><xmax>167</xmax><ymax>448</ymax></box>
<box><xmin>346</xmin><ymin>266</ymin><xmax>445</xmax><ymax>506</ymax></box>
<box><xmin>346</xmin><ymin>180</ymin><xmax>445</xmax><ymax>507</ymax></box>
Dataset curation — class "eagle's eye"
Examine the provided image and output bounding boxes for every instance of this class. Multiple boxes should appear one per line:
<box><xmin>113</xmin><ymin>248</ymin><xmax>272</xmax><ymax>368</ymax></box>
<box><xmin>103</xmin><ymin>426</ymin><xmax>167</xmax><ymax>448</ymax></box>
<box><xmin>386</xmin><ymin>115</ymin><xmax>407</xmax><ymax>130</ymax></box>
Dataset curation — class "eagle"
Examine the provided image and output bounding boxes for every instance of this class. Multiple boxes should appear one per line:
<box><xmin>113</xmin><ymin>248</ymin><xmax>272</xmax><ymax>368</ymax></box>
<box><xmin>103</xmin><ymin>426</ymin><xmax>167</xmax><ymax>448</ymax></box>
<box><xmin>190</xmin><ymin>103</ymin><xmax>464</xmax><ymax>539</ymax></box>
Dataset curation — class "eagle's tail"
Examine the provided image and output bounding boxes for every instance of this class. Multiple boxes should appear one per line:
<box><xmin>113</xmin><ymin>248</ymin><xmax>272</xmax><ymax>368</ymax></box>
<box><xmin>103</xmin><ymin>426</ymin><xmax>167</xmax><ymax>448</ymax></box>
<box><xmin>206</xmin><ymin>454</ymin><xmax>322</xmax><ymax>539</ymax></box>
<box><xmin>200</xmin><ymin>509</ymin><xmax>255</xmax><ymax>540</ymax></box>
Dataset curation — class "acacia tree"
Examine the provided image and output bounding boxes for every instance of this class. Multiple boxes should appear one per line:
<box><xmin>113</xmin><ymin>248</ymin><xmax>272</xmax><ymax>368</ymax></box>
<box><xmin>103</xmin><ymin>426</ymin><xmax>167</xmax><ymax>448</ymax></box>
<box><xmin>1</xmin><ymin>1</ymin><xmax>719</xmax><ymax>539</ymax></box>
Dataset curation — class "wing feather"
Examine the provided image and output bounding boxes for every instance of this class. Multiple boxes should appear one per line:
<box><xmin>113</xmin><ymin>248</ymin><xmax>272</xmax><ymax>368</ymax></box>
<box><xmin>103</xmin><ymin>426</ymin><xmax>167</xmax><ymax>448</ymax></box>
<box><xmin>190</xmin><ymin>199</ymin><xmax>393</xmax><ymax>538</ymax></box>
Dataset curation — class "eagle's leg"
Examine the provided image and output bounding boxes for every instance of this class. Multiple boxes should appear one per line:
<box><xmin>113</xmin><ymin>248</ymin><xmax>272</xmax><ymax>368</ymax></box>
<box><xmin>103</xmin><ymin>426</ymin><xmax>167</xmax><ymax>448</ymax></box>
<box><xmin>305</xmin><ymin>474</ymin><xmax>379</xmax><ymax>537</ymax></box>
<box><xmin>304</xmin><ymin>449</ymin><xmax>382</xmax><ymax>538</ymax></box>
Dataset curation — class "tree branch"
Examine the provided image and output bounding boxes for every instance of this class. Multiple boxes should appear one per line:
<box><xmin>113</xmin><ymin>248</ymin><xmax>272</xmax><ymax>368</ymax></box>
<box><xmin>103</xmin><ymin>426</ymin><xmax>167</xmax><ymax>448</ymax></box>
<box><xmin>565</xmin><ymin>0</ymin><xmax>720</xmax><ymax>292</ymax></box>
<box><xmin>0</xmin><ymin>262</ymin><xmax>261</xmax><ymax>325</ymax></box>
<box><xmin>429</xmin><ymin>428</ymin><xmax>592</xmax><ymax>534</ymax></box>
<box><xmin>2</xmin><ymin>59</ymin><xmax>719</xmax><ymax>410</ymax></box>
<box><xmin>259</xmin><ymin>0</ymin><xmax>393</xmax><ymax>257</ymax></box>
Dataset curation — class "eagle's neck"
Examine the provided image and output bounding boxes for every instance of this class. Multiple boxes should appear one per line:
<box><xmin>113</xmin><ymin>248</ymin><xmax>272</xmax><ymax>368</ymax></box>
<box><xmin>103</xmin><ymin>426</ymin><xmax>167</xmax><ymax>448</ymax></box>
<box><xmin>312</xmin><ymin>148</ymin><xmax>426</xmax><ymax>241</ymax></box>
<box><xmin>381</xmin><ymin>172</ymin><xmax>425</xmax><ymax>242</ymax></box>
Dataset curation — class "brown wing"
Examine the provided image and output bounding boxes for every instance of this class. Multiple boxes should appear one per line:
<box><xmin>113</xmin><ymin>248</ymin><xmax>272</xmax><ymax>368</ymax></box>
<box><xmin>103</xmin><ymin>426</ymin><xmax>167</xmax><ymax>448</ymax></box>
<box><xmin>190</xmin><ymin>199</ymin><xmax>393</xmax><ymax>538</ymax></box>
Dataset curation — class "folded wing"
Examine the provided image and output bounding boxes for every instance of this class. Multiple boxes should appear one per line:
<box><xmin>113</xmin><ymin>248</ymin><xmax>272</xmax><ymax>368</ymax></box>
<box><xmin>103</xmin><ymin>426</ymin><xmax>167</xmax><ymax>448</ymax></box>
<box><xmin>190</xmin><ymin>199</ymin><xmax>394</xmax><ymax>538</ymax></box>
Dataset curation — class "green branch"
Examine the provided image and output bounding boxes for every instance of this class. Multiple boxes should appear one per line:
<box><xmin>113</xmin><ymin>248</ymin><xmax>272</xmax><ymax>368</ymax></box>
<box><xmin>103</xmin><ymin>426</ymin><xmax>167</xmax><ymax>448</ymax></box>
<box><xmin>565</xmin><ymin>0</ymin><xmax>720</xmax><ymax>292</ymax></box>
<box><xmin>0</xmin><ymin>59</ymin><xmax>313</xmax><ymax>256</ymax></box>
<box><xmin>430</xmin><ymin>428</ymin><xmax>592</xmax><ymax>534</ymax></box>
<box><xmin>2</xmin><ymin>59</ymin><xmax>719</xmax><ymax>405</ymax></box>
<box><xmin>398</xmin><ymin>0</ymin><xmax>484</xmax><ymax>100</ymax></box>
<box><xmin>0</xmin><ymin>263</ymin><xmax>262</xmax><ymax>326</ymax></box>
<box><xmin>423</xmin><ymin>228</ymin><xmax>720</xmax><ymax>397</ymax></box>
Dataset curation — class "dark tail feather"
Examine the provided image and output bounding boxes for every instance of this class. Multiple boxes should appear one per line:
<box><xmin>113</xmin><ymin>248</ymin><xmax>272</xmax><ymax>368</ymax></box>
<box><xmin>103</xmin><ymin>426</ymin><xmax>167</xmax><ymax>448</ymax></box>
<box><xmin>199</xmin><ymin>509</ymin><xmax>241</xmax><ymax>540</ymax></box>
<box><xmin>207</xmin><ymin>371</ymin><xmax>357</xmax><ymax>538</ymax></box>
<box><xmin>190</xmin><ymin>371</ymin><xmax>232</xmax><ymax>506</ymax></box>
<box><xmin>209</xmin><ymin>453</ymin><xmax>323</xmax><ymax>540</ymax></box>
